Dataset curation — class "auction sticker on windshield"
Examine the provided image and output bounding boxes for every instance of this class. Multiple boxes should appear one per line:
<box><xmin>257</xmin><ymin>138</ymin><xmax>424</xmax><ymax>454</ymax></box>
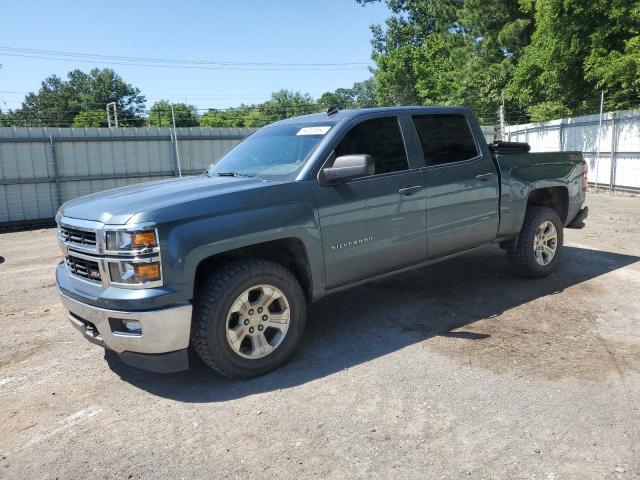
<box><xmin>296</xmin><ymin>126</ymin><xmax>331</xmax><ymax>136</ymax></box>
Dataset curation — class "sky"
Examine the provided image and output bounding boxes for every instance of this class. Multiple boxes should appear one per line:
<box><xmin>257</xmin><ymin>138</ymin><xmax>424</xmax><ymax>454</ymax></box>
<box><xmin>0</xmin><ymin>0</ymin><xmax>391</xmax><ymax>112</ymax></box>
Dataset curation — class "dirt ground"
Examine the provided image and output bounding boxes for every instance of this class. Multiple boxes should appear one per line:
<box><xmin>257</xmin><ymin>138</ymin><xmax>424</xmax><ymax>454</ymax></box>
<box><xmin>1</xmin><ymin>191</ymin><xmax>639</xmax><ymax>479</ymax></box>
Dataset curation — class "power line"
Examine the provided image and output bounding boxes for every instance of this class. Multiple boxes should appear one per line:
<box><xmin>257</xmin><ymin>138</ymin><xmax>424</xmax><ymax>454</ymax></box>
<box><xmin>1</xmin><ymin>103</ymin><xmax>326</xmax><ymax>115</ymax></box>
<box><xmin>0</xmin><ymin>46</ymin><xmax>372</xmax><ymax>67</ymax></box>
<box><xmin>0</xmin><ymin>91</ymin><xmax>330</xmax><ymax>105</ymax></box>
<box><xmin>0</xmin><ymin>48</ymin><xmax>371</xmax><ymax>71</ymax></box>
<box><xmin>0</xmin><ymin>90</ymin><xmax>284</xmax><ymax>97</ymax></box>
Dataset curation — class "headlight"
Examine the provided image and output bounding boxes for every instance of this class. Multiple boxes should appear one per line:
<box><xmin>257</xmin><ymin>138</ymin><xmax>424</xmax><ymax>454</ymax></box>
<box><xmin>106</xmin><ymin>230</ymin><xmax>158</xmax><ymax>253</ymax></box>
<box><xmin>104</xmin><ymin>228</ymin><xmax>162</xmax><ymax>287</ymax></box>
<box><xmin>108</xmin><ymin>260</ymin><xmax>162</xmax><ymax>285</ymax></box>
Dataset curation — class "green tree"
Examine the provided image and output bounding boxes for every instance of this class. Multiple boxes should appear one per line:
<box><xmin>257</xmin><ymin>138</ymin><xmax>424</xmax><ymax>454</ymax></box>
<box><xmin>242</xmin><ymin>109</ymin><xmax>268</xmax><ymax>127</ymax></box>
<box><xmin>201</xmin><ymin>91</ymin><xmax>319</xmax><ymax>128</ymax></box>
<box><xmin>230</xmin><ymin>104</ymin><xmax>263</xmax><ymax>127</ymax></box>
<box><xmin>528</xmin><ymin>102</ymin><xmax>573</xmax><ymax>123</ymax></box>
<box><xmin>260</xmin><ymin>90</ymin><xmax>317</xmax><ymax>122</ymax></box>
<box><xmin>15</xmin><ymin>68</ymin><xmax>145</xmax><ymax>127</ymax></box>
<box><xmin>318</xmin><ymin>88</ymin><xmax>357</xmax><ymax>110</ymax></box>
<box><xmin>457</xmin><ymin>0</ymin><xmax>533</xmax><ymax>60</ymax></box>
<box><xmin>0</xmin><ymin>109</ymin><xmax>17</xmax><ymax>127</ymax></box>
<box><xmin>586</xmin><ymin>36</ymin><xmax>640</xmax><ymax>111</ymax></box>
<box><xmin>358</xmin><ymin>0</ymin><xmax>461</xmax><ymax>105</ymax></box>
<box><xmin>148</xmin><ymin>101</ymin><xmax>198</xmax><ymax>127</ymax></box>
<box><xmin>507</xmin><ymin>0</ymin><xmax>640</xmax><ymax>119</ymax></box>
<box><xmin>318</xmin><ymin>78</ymin><xmax>378</xmax><ymax>109</ymax></box>
<box><xmin>72</xmin><ymin>109</ymin><xmax>108</xmax><ymax>127</ymax></box>
<box><xmin>199</xmin><ymin>109</ymin><xmax>231</xmax><ymax>128</ymax></box>
<box><xmin>585</xmin><ymin>25</ymin><xmax>640</xmax><ymax>111</ymax></box>
<box><xmin>199</xmin><ymin>106</ymin><xmax>250</xmax><ymax>127</ymax></box>
<box><xmin>358</xmin><ymin>0</ymin><xmax>532</xmax><ymax>122</ymax></box>
<box><xmin>350</xmin><ymin>78</ymin><xmax>378</xmax><ymax>108</ymax></box>
<box><xmin>357</xmin><ymin>0</ymin><xmax>640</xmax><ymax>122</ymax></box>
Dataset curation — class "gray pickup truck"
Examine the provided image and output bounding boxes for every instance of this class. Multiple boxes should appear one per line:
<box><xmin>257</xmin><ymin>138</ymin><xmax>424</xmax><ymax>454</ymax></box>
<box><xmin>56</xmin><ymin>106</ymin><xmax>588</xmax><ymax>378</ymax></box>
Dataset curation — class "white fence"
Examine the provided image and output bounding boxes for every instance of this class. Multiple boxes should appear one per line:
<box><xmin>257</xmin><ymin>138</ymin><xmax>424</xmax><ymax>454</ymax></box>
<box><xmin>505</xmin><ymin>109</ymin><xmax>640</xmax><ymax>192</ymax></box>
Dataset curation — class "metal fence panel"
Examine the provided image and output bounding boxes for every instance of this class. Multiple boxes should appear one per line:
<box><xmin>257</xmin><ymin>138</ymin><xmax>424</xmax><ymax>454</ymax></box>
<box><xmin>505</xmin><ymin>109</ymin><xmax>640</xmax><ymax>192</ymax></box>
<box><xmin>0</xmin><ymin>126</ymin><xmax>254</xmax><ymax>227</ymax></box>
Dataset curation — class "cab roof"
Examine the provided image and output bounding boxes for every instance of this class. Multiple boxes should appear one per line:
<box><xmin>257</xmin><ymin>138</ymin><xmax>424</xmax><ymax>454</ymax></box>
<box><xmin>269</xmin><ymin>106</ymin><xmax>473</xmax><ymax>127</ymax></box>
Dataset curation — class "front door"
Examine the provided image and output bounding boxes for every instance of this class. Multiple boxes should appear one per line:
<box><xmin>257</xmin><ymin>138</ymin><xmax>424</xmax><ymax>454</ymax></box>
<box><xmin>312</xmin><ymin>116</ymin><xmax>427</xmax><ymax>289</ymax></box>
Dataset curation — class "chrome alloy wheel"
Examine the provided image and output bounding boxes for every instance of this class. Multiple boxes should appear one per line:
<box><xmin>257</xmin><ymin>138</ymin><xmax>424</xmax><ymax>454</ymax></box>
<box><xmin>225</xmin><ymin>284</ymin><xmax>290</xmax><ymax>359</ymax></box>
<box><xmin>533</xmin><ymin>220</ymin><xmax>558</xmax><ymax>266</ymax></box>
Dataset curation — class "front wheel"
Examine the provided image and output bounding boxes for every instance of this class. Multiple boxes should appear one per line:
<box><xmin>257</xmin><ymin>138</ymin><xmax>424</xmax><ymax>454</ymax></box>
<box><xmin>191</xmin><ymin>259</ymin><xmax>306</xmax><ymax>378</ymax></box>
<box><xmin>508</xmin><ymin>206</ymin><xmax>564</xmax><ymax>278</ymax></box>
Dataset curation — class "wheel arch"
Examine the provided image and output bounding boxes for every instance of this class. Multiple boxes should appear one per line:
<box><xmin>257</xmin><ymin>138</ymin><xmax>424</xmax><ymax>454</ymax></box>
<box><xmin>527</xmin><ymin>186</ymin><xmax>569</xmax><ymax>224</ymax></box>
<box><xmin>193</xmin><ymin>238</ymin><xmax>314</xmax><ymax>302</ymax></box>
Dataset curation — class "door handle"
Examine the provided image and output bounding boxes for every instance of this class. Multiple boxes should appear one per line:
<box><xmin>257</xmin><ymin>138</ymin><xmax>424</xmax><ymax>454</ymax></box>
<box><xmin>398</xmin><ymin>185</ymin><xmax>423</xmax><ymax>196</ymax></box>
<box><xmin>476</xmin><ymin>172</ymin><xmax>496</xmax><ymax>181</ymax></box>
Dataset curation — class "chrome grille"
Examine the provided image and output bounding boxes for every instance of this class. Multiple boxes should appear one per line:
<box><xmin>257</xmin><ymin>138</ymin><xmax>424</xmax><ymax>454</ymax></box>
<box><xmin>59</xmin><ymin>225</ymin><xmax>97</xmax><ymax>249</ymax></box>
<box><xmin>65</xmin><ymin>255</ymin><xmax>101</xmax><ymax>282</ymax></box>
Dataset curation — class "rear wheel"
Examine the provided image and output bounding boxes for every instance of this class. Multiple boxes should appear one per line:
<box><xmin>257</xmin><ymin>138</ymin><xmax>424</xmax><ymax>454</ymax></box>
<box><xmin>191</xmin><ymin>259</ymin><xmax>306</xmax><ymax>378</ymax></box>
<box><xmin>508</xmin><ymin>206</ymin><xmax>563</xmax><ymax>278</ymax></box>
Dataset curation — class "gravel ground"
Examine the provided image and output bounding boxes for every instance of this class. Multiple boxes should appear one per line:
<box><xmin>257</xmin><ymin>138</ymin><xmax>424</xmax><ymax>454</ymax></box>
<box><xmin>0</xmin><ymin>191</ymin><xmax>639</xmax><ymax>479</ymax></box>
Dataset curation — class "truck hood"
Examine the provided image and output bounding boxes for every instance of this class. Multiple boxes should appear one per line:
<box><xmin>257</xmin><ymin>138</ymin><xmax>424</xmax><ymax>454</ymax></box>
<box><xmin>60</xmin><ymin>174</ymin><xmax>268</xmax><ymax>225</ymax></box>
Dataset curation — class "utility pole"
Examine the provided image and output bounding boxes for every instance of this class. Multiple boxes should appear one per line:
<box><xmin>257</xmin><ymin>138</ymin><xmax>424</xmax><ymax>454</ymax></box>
<box><xmin>499</xmin><ymin>91</ymin><xmax>506</xmax><ymax>141</ymax></box>
<box><xmin>594</xmin><ymin>90</ymin><xmax>605</xmax><ymax>191</ymax></box>
<box><xmin>106</xmin><ymin>102</ymin><xmax>118</xmax><ymax>128</ymax></box>
<box><xmin>171</xmin><ymin>104</ymin><xmax>182</xmax><ymax>177</ymax></box>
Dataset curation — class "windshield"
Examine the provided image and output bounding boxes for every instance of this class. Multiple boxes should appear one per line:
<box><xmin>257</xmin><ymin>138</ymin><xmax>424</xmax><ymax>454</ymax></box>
<box><xmin>207</xmin><ymin>123</ymin><xmax>334</xmax><ymax>180</ymax></box>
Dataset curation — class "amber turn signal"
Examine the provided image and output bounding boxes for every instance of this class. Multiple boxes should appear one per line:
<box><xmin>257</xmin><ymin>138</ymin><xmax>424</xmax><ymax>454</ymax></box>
<box><xmin>131</xmin><ymin>231</ymin><xmax>158</xmax><ymax>249</ymax></box>
<box><xmin>134</xmin><ymin>262</ymin><xmax>161</xmax><ymax>281</ymax></box>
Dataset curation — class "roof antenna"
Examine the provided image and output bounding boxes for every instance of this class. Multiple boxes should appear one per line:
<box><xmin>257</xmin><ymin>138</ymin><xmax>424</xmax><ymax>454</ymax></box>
<box><xmin>326</xmin><ymin>105</ymin><xmax>339</xmax><ymax>116</ymax></box>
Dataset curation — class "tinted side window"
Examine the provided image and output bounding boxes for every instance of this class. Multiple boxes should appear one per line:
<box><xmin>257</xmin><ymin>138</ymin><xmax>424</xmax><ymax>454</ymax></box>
<box><xmin>335</xmin><ymin>117</ymin><xmax>408</xmax><ymax>175</ymax></box>
<box><xmin>412</xmin><ymin>114</ymin><xmax>479</xmax><ymax>165</ymax></box>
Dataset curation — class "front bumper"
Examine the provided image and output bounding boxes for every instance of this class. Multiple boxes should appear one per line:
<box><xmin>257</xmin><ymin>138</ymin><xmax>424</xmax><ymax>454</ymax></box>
<box><xmin>58</xmin><ymin>288</ymin><xmax>193</xmax><ymax>372</ymax></box>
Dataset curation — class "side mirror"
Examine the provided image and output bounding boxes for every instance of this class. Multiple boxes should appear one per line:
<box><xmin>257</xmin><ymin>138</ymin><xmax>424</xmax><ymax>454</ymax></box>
<box><xmin>322</xmin><ymin>154</ymin><xmax>375</xmax><ymax>184</ymax></box>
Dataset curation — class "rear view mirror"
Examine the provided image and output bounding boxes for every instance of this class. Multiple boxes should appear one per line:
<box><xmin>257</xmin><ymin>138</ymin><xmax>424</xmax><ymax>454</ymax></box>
<box><xmin>322</xmin><ymin>154</ymin><xmax>375</xmax><ymax>184</ymax></box>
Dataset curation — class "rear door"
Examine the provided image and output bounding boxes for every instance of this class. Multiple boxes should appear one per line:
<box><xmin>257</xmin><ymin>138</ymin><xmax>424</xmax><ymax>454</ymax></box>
<box><xmin>411</xmin><ymin>113</ymin><xmax>500</xmax><ymax>258</ymax></box>
<box><xmin>312</xmin><ymin>115</ymin><xmax>427</xmax><ymax>289</ymax></box>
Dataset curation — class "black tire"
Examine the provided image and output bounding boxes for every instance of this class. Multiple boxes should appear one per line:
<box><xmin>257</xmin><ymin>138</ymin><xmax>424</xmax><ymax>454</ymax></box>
<box><xmin>191</xmin><ymin>259</ymin><xmax>306</xmax><ymax>379</ymax></box>
<box><xmin>508</xmin><ymin>206</ymin><xmax>564</xmax><ymax>278</ymax></box>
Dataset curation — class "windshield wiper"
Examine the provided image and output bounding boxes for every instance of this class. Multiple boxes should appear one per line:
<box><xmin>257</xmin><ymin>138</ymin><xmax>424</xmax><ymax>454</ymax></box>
<box><xmin>212</xmin><ymin>171</ymin><xmax>255</xmax><ymax>178</ymax></box>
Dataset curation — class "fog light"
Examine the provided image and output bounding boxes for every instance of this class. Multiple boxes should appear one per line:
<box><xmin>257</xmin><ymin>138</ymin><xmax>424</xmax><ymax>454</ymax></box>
<box><xmin>109</xmin><ymin>318</ymin><xmax>142</xmax><ymax>335</ymax></box>
<box><xmin>123</xmin><ymin>320</ymin><xmax>142</xmax><ymax>334</ymax></box>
